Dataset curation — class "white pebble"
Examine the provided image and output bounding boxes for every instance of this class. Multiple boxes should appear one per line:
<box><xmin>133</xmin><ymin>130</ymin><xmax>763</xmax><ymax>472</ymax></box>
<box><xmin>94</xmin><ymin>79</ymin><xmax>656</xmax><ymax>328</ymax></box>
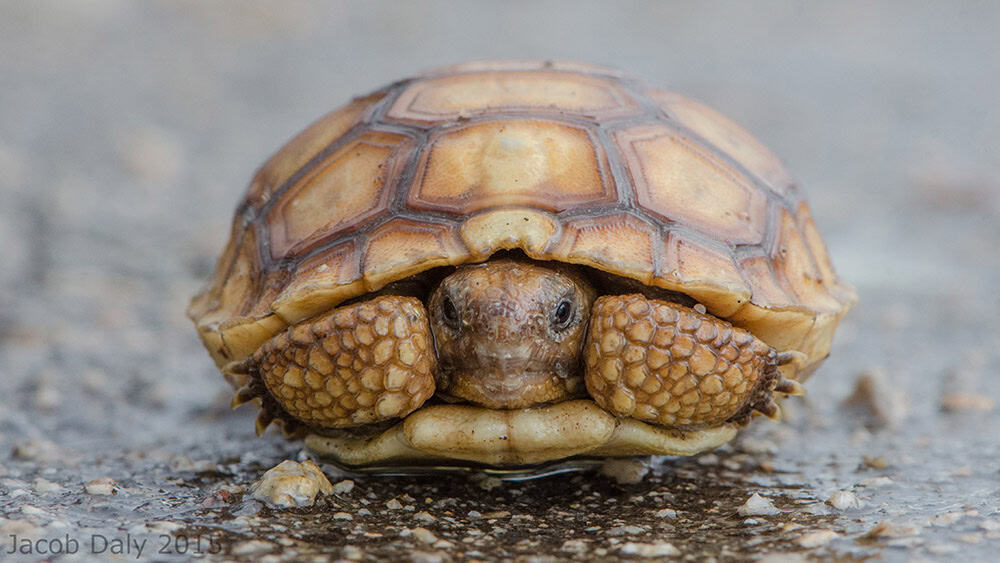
<box><xmin>599</xmin><ymin>458</ymin><xmax>649</xmax><ymax>484</ymax></box>
<box><xmin>560</xmin><ymin>539</ymin><xmax>588</xmax><ymax>553</ymax></box>
<box><xmin>654</xmin><ymin>508</ymin><xmax>677</xmax><ymax>519</ymax></box>
<box><xmin>333</xmin><ymin>512</ymin><xmax>353</xmax><ymax>520</ymax></box>
<box><xmin>478</xmin><ymin>477</ymin><xmax>503</xmax><ymax>491</ymax></box>
<box><xmin>385</xmin><ymin>498</ymin><xmax>403</xmax><ymax>510</ymax></box>
<box><xmin>606</xmin><ymin>525</ymin><xmax>648</xmax><ymax>536</ymax></box>
<box><xmin>859</xmin><ymin>476</ymin><xmax>894</xmax><ymax>488</ymax></box>
<box><xmin>231</xmin><ymin>540</ymin><xmax>273</xmax><ymax>555</ymax></box>
<box><xmin>738</xmin><ymin>493</ymin><xmax>780</xmax><ymax>516</ymax></box>
<box><xmin>827</xmin><ymin>490</ymin><xmax>863</xmax><ymax>510</ymax></box>
<box><xmin>414</xmin><ymin>511</ymin><xmax>436</xmax><ymax>523</ymax></box>
<box><xmin>33</xmin><ymin>478</ymin><xmax>68</xmax><ymax>494</ymax></box>
<box><xmin>333</xmin><ymin>479</ymin><xmax>355</xmax><ymax>495</ymax></box>
<box><xmin>620</xmin><ymin>541</ymin><xmax>681</xmax><ymax>557</ymax></box>
<box><xmin>797</xmin><ymin>529</ymin><xmax>839</xmax><ymax>547</ymax></box>
<box><xmin>247</xmin><ymin>460</ymin><xmax>332</xmax><ymax>508</ymax></box>
<box><xmin>929</xmin><ymin>512</ymin><xmax>964</xmax><ymax>527</ymax></box>
<box><xmin>342</xmin><ymin>545</ymin><xmax>363</xmax><ymax>560</ymax></box>
<box><xmin>19</xmin><ymin>505</ymin><xmax>48</xmax><ymax>518</ymax></box>
<box><xmin>412</xmin><ymin>527</ymin><xmax>438</xmax><ymax>545</ymax></box>
<box><xmin>85</xmin><ymin>478</ymin><xmax>119</xmax><ymax>495</ymax></box>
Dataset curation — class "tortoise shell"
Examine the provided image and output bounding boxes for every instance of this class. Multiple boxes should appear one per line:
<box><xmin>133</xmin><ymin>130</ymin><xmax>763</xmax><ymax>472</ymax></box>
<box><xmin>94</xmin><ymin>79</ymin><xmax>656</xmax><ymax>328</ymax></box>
<box><xmin>188</xmin><ymin>60</ymin><xmax>855</xmax><ymax>389</ymax></box>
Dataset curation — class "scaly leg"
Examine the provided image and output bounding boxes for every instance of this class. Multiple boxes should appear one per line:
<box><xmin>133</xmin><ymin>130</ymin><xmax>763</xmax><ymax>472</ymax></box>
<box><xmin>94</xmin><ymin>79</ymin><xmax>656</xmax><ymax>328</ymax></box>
<box><xmin>229</xmin><ymin>296</ymin><xmax>436</xmax><ymax>435</ymax></box>
<box><xmin>584</xmin><ymin>294</ymin><xmax>802</xmax><ymax>428</ymax></box>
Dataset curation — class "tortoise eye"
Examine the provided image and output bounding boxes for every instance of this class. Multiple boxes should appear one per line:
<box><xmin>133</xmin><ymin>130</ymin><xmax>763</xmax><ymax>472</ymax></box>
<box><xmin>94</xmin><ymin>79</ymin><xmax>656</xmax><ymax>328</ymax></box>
<box><xmin>441</xmin><ymin>296</ymin><xmax>460</xmax><ymax>329</ymax></box>
<box><xmin>552</xmin><ymin>299</ymin><xmax>574</xmax><ymax>331</ymax></box>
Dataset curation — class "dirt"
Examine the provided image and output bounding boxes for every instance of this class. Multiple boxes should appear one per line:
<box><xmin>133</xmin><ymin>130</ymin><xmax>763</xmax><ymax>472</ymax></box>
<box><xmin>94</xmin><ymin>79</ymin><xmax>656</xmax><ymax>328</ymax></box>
<box><xmin>2</xmin><ymin>2</ymin><xmax>999</xmax><ymax>561</ymax></box>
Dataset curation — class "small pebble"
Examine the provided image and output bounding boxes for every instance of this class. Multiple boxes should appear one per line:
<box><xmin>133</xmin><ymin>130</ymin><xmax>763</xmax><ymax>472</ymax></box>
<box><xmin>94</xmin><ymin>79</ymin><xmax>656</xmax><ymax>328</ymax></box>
<box><xmin>859</xmin><ymin>476</ymin><xmax>894</xmax><ymax>487</ymax></box>
<box><xmin>842</xmin><ymin>368</ymin><xmax>908</xmax><ymax>428</ymax></box>
<box><xmin>478</xmin><ymin>477</ymin><xmax>503</xmax><ymax>491</ymax></box>
<box><xmin>231</xmin><ymin>540</ymin><xmax>274</xmax><ymax>555</ymax></box>
<box><xmin>738</xmin><ymin>493</ymin><xmax>780</xmax><ymax>516</ymax></box>
<box><xmin>342</xmin><ymin>545</ymin><xmax>363</xmax><ymax>560</ymax></box>
<box><xmin>33</xmin><ymin>478</ymin><xmax>68</xmax><ymax>494</ymax></box>
<box><xmin>411</xmin><ymin>551</ymin><xmax>449</xmax><ymax>563</ymax></box>
<box><xmin>863</xmin><ymin>522</ymin><xmax>921</xmax><ymax>538</ymax></box>
<box><xmin>928</xmin><ymin>512</ymin><xmax>963</xmax><ymax>527</ymax></box>
<box><xmin>862</xmin><ymin>455</ymin><xmax>890</xmax><ymax>469</ymax></box>
<box><xmin>386</xmin><ymin>498</ymin><xmax>403</xmax><ymax>510</ymax></box>
<box><xmin>404</xmin><ymin>511</ymin><xmax>431</xmax><ymax>524</ymax></box>
<box><xmin>247</xmin><ymin>460</ymin><xmax>332</xmax><ymax>508</ymax></box>
<box><xmin>600</xmin><ymin>458</ymin><xmax>649</xmax><ymax>484</ymax></box>
<box><xmin>796</xmin><ymin>529</ymin><xmax>839</xmax><ymax>548</ymax></box>
<box><xmin>606</xmin><ymin>524</ymin><xmax>647</xmax><ymax>536</ymax></box>
<box><xmin>411</xmin><ymin>527</ymin><xmax>438</xmax><ymax>545</ymax></box>
<box><xmin>332</xmin><ymin>479</ymin><xmax>355</xmax><ymax>495</ymax></box>
<box><xmin>85</xmin><ymin>478</ymin><xmax>119</xmax><ymax>495</ymax></box>
<box><xmin>799</xmin><ymin>503</ymin><xmax>829</xmax><ymax>516</ymax></box>
<box><xmin>560</xmin><ymin>539</ymin><xmax>588</xmax><ymax>552</ymax></box>
<box><xmin>620</xmin><ymin>541</ymin><xmax>681</xmax><ymax>557</ymax></box>
<box><xmin>940</xmin><ymin>393</ymin><xmax>995</xmax><ymax>412</ymax></box>
<box><xmin>20</xmin><ymin>505</ymin><xmax>48</xmax><ymax>518</ymax></box>
<box><xmin>333</xmin><ymin>512</ymin><xmax>353</xmax><ymax>520</ymax></box>
<box><xmin>654</xmin><ymin>508</ymin><xmax>677</xmax><ymax>519</ymax></box>
<box><xmin>231</xmin><ymin>500</ymin><xmax>266</xmax><ymax>517</ymax></box>
<box><xmin>169</xmin><ymin>456</ymin><xmax>216</xmax><ymax>472</ymax></box>
<box><xmin>827</xmin><ymin>490</ymin><xmax>863</xmax><ymax>510</ymax></box>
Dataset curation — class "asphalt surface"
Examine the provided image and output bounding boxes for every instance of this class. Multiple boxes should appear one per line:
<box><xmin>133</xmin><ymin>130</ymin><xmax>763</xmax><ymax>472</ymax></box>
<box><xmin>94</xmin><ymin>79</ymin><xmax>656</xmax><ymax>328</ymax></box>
<box><xmin>2</xmin><ymin>2</ymin><xmax>999</xmax><ymax>561</ymax></box>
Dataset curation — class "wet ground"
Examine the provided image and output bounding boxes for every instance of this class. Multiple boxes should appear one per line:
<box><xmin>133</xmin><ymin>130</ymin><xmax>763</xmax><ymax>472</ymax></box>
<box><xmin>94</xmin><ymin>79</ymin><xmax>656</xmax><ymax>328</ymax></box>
<box><xmin>2</xmin><ymin>1</ymin><xmax>999</xmax><ymax>561</ymax></box>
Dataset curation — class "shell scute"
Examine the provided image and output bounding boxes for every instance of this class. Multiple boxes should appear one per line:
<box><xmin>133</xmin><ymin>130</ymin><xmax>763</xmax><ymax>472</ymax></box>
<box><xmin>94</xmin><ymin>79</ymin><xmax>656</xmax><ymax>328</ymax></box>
<box><xmin>387</xmin><ymin>71</ymin><xmax>639</xmax><ymax>123</ymax></box>
<box><xmin>246</xmin><ymin>91</ymin><xmax>386</xmax><ymax>208</ymax></box>
<box><xmin>615</xmin><ymin>123</ymin><xmax>768</xmax><ymax>245</ymax></box>
<box><xmin>266</xmin><ymin>129</ymin><xmax>413</xmax><ymax>260</ymax></box>
<box><xmin>409</xmin><ymin>119</ymin><xmax>615</xmax><ymax>214</ymax></box>
<box><xmin>647</xmin><ymin>89</ymin><xmax>795</xmax><ymax>198</ymax></box>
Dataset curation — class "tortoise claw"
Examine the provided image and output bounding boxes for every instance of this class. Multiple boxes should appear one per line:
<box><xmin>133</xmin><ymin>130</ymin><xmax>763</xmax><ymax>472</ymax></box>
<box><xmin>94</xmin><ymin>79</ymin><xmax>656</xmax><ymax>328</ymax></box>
<box><xmin>255</xmin><ymin>410</ymin><xmax>275</xmax><ymax>436</ymax></box>
<box><xmin>774</xmin><ymin>377</ymin><xmax>805</xmax><ymax>396</ymax></box>
<box><xmin>774</xmin><ymin>350</ymin><xmax>807</xmax><ymax>368</ymax></box>
<box><xmin>755</xmin><ymin>398</ymin><xmax>782</xmax><ymax>421</ymax></box>
<box><xmin>231</xmin><ymin>384</ymin><xmax>259</xmax><ymax>408</ymax></box>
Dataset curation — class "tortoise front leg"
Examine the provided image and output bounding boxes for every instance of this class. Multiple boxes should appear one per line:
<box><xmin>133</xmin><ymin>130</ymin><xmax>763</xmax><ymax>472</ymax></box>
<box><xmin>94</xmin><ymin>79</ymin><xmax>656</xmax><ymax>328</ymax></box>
<box><xmin>229</xmin><ymin>296</ymin><xmax>436</xmax><ymax>434</ymax></box>
<box><xmin>583</xmin><ymin>294</ymin><xmax>802</xmax><ymax>428</ymax></box>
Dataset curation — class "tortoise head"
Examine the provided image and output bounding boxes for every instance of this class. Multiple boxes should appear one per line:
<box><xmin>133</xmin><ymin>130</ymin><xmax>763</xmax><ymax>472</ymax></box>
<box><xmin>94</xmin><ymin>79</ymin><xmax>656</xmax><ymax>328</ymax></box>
<box><xmin>427</xmin><ymin>259</ymin><xmax>597</xmax><ymax>408</ymax></box>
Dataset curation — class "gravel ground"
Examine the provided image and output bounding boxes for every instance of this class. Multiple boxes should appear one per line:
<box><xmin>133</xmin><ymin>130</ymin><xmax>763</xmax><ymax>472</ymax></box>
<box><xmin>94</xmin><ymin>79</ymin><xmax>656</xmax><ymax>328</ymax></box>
<box><xmin>2</xmin><ymin>1</ymin><xmax>999</xmax><ymax>561</ymax></box>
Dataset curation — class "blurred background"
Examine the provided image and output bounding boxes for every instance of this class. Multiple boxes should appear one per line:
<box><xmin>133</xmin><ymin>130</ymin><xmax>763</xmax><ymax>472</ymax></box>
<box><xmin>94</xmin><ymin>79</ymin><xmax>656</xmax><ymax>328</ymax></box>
<box><xmin>1</xmin><ymin>1</ymin><xmax>998</xmax><ymax>560</ymax></box>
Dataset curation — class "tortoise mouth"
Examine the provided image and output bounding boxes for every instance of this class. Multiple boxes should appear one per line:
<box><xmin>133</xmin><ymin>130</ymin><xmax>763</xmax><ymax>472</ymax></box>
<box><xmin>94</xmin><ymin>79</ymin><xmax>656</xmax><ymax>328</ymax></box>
<box><xmin>435</xmin><ymin>365</ymin><xmax>584</xmax><ymax>409</ymax></box>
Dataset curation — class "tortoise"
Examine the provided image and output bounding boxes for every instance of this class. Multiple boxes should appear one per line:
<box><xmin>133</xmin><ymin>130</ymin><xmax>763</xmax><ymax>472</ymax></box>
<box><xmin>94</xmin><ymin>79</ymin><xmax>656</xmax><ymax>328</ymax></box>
<box><xmin>188</xmin><ymin>60</ymin><xmax>855</xmax><ymax>471</ymax></box>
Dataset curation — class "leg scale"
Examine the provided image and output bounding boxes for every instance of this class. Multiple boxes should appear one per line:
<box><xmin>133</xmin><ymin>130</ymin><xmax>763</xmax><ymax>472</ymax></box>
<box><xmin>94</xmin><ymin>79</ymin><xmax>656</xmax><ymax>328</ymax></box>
<box><xmin>584</xmin><ymin>294</ymin><xmax>790</xmax><ymax>428</ymax></box>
